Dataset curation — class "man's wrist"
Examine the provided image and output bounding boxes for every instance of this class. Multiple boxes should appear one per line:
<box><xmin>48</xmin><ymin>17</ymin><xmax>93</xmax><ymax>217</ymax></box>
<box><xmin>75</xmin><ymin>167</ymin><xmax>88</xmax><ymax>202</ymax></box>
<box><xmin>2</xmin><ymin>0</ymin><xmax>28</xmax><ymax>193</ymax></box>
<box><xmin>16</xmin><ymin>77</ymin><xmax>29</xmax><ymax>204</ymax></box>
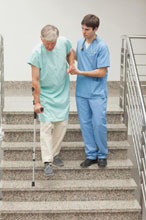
<box><xmin>34</xmin><ymin>101</ymin><xmax>40</xmax><ymax>105</ymax></box>
<box><xmin>69</xmin><ymin>63</ymin><xmax>74</xmax><ymax>67</ymax></box>
<box><xmin>78</xmin><ymin>70</ymin><xmax>82</xmax><ymax>75</ymax></box>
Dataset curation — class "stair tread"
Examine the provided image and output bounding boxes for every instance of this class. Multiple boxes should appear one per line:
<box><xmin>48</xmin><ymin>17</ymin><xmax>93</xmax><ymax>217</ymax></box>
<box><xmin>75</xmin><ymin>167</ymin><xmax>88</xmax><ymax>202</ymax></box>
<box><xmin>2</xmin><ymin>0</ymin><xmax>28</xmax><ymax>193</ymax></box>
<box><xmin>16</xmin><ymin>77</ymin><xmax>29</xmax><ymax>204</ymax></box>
<box><xmin>0</xmin><ymin>179</ymin><xmax>136</xmax><ymax>191</ymax></box>
<box><xmin>0</xmin><ymin>200</ymin><xmax>141</xmax><ymax>213</ymax></box>
<box><xmin>0</xmin><ymin>159</ymin><xmax>133</xmax><ymax>170</ymax></box>
<box><xmin>3</xmin><ymin>123</ymin><xmax>127</xmax><ymax>131</ymax></box>
<box><xmin>1</xmin><ymin>141</ymin><xmax>129</xmax><ymax>150</ymax></box>
<box><xmin>4</xmin><ymin>96</ymin><xmax>123</xmax><ymax>113</ymax></box>
<box><xmin>4</xmin><ymin>109</ymin><xmax>124</xmax><ymax>114</ymax></box>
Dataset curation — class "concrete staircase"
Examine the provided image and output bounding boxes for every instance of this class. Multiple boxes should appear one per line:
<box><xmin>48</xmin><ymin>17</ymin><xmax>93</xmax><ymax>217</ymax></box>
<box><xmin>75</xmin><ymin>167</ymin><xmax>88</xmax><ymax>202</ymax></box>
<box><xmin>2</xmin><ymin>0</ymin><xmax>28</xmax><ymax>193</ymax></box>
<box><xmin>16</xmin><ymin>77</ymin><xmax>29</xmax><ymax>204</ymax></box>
<box><xmin>0</xmin><ymin>94</ymin><xmax>141</xmax><ymax>220</ymax></box>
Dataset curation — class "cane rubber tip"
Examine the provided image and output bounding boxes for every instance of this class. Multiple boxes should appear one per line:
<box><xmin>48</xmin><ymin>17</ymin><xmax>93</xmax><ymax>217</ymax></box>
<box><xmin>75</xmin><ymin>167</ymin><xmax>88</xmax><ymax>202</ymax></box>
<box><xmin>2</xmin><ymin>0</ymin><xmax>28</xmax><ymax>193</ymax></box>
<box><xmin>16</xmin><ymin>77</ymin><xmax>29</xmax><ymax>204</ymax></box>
<box><xmin>32</xmin><ymin>181</ymin><xmax>35</xmax><ymax>187</ymax></box>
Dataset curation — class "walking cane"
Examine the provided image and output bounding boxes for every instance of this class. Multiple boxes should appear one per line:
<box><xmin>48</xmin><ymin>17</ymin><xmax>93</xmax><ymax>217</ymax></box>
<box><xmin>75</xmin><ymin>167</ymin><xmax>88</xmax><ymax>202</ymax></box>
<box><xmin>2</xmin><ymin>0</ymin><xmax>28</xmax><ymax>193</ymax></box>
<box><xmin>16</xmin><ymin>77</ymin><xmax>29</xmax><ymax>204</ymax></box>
<box><xmin>32</xmin><ymin>87</ymin><xmax>43</xmax><ymax>187</ymax></box>
<box><xmin>32</xmin><ymin>110</ymin><xmax>37</xmax><ymax>187</ymax></box>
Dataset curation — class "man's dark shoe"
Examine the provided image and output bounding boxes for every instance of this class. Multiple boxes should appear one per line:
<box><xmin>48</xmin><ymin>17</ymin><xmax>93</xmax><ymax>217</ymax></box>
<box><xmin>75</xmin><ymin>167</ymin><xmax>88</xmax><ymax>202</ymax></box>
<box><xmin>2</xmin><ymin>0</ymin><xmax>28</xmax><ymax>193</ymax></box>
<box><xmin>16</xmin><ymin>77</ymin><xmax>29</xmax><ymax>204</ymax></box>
<box><xmin>53</xmin><ymin>155</ymin><xmax>64</xmax><ymax>167</ymax></box>
<box><xmin>44</xmin><ymin>162</ymin><xmax>53</xmax><ymax>176</ymax></box>
<box><xmin>98</xmin><ymin>158</ymin><xmax>107</xmax><ymax>167</ymax></box>
<box><xmin>80</xmin><ymin>159</ymin><xmax>97</xmax><ymax>168</ymax></box>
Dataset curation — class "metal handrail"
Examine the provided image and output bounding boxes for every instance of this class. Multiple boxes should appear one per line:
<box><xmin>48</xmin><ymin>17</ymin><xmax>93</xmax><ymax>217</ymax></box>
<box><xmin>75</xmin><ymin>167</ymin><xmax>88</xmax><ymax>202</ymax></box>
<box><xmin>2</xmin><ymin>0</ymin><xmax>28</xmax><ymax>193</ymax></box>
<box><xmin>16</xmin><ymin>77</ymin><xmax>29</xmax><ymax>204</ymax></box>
<box><xmin>119</xmin><ymin>35</ymin><xmax>146</xmax><ymax>213</ymax></box>
<box><xmin>0</xmin><ymin>35</ymin><xmax>4</xmax><ymax>128</ymax></box>
<box><xmin>126</xmin><ymin>36</ymin><xmax>146</xmax><ymax>126</ymax></box>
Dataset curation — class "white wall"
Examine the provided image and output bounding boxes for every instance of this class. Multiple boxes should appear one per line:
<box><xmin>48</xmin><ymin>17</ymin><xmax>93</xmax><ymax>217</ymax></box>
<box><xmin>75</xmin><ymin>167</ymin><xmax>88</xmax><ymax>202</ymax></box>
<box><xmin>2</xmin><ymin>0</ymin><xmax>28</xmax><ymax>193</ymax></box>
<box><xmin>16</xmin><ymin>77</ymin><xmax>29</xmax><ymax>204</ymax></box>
<box><xmin>0</xmin><ymin>0</ymin><xmax>146</xmax><ymax>81</ymax></box>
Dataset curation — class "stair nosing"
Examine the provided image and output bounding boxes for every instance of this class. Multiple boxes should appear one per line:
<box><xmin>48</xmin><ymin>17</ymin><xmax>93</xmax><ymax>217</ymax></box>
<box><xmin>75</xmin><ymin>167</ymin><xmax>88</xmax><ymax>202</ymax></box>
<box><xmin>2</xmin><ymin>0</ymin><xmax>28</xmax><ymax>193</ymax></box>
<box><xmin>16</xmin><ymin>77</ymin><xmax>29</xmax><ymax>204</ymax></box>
<box><xmin>0</xmin><ymin>159</ymin><xmax>133</xmax><ymax>170</ymax></box>
<box><xmin>3</xmin><ymin>123</ymin><xmax>127</xmax><ymax>132</ymax></box>
<box><xmin>0</xmin><ymin>179</ymin><xmax>137</xmax><ymax>191</ymax></box>
<box><xmin>1</xmin><ymin>141</ymin><xmax>129</xmax><ymax>150</ymax></box>
<box><xmin>0</xmin><ymin>200</ymin><xmax>141</xmax><ymax>213</ymax></box>
<box><xmin>3</xmin><ymin>110</ymin><xmax>124</xmax><ymax>114</ymax></box>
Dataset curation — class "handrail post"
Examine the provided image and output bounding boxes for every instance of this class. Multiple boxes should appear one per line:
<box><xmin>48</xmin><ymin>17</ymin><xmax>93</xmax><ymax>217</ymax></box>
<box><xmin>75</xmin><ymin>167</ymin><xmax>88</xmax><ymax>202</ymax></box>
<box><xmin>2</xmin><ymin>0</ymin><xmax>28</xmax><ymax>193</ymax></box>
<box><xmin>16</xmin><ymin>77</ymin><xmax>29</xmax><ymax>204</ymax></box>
<box><xmin>123</xmin><ymin>46</ymin><xmax>128</xmax><ymax>127</ymax></box>
<box><xmin>140</xmin><ymin>125</ymin><xmax>146</xmax><ymax>215</ymax></box>
<box><xmin>119</xmin><ymin>37</ymin><xmax>128</xmax><ymax>128</ymax></box>
<box><xmin>0</xmin><ymin>35</ymin><xmax>4</xmax><ymax>126</ymax></box>
<box><xmin>119</xmin><ymin>38</ymin><xmax>125</xmax><ymax>109</ymax></box>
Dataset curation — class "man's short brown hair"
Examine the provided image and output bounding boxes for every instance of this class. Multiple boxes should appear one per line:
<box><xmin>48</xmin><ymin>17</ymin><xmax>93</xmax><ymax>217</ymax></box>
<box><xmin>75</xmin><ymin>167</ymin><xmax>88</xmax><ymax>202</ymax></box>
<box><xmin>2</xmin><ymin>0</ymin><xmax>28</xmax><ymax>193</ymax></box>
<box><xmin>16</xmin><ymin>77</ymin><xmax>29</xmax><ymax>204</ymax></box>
<box><xmin>81</xmin><ymin>14</ymin><xmax>100</xmax><ymax>30</ymax></box>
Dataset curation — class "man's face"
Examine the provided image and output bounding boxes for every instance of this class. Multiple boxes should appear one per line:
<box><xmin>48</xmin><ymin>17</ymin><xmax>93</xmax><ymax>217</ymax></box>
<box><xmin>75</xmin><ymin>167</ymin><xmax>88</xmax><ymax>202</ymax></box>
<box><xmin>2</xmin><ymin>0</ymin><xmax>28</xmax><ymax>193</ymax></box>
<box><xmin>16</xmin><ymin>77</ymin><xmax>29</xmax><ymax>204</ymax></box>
<box><xmin>42</xmin><ymin>39</ymin><xmax>56</xmax><ymax>51</ymax></box>
<box><xmin>81</xmin><ymin>25</ymin><xmax>97</xmax><ymax>40</ymax></box>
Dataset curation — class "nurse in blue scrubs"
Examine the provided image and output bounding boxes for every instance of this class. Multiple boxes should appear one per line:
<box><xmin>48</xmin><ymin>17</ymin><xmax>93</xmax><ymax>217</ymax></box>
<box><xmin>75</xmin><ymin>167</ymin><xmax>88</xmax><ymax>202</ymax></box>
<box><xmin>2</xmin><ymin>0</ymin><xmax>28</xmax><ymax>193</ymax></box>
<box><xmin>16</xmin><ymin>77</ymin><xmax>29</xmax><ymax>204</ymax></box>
<box><xmin>70</xmin><ymin>14</ymin><xmax>110</xmax><ymax>168</ymax></box>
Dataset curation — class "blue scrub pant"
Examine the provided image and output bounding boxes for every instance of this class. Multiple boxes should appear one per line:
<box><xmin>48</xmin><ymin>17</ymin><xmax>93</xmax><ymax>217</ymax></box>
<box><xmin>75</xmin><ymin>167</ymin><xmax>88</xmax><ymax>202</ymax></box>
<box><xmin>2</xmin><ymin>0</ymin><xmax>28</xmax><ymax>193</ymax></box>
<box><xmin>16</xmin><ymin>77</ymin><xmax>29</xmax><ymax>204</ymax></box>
<box><xmin>76</xmin><ymin>96</ymin><xmax>108</xmax><ymax>159</ymax></box>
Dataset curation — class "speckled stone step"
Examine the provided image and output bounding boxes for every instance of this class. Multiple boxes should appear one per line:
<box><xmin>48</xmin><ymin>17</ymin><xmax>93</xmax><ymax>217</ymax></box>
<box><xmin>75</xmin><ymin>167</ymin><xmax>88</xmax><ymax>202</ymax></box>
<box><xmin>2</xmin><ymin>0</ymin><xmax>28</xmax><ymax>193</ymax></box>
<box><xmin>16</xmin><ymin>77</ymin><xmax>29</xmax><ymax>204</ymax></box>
<box><xmin>0</xmin><ymin>200</ymin><xmax>141</xmax><ymax>220</ymax></box>
<box><xmin>3</xmin><ymin>124</ymin><xmax>127</xmax><ymax>142</ymax></box>
<box><xmin>0</xmin><ymin>179</ymin><xmax>136</xmax><ymax>201</ymax></box>
<box><xmin>3</xmin><ymin>110</ymin><xmax>123</xmax><ymax>124</ymax></box>
<box><xmin>0</xmin><ymin>159</ymin><xmax>133</xmax><ymax>181</ymax></box>
<box><xmin>2</xmin><ymin>141</ymin><xmax>129</xmax><ymax>161</ymax></box>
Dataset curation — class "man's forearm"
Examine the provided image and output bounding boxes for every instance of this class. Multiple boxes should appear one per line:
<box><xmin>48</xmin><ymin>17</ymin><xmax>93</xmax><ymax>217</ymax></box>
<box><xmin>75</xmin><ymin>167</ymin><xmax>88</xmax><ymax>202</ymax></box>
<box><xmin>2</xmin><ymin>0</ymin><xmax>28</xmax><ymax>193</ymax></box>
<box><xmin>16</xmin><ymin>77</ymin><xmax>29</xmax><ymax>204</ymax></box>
<box><xmin>67</xmin><ymin>49</ymin><xmax>75</xmax><ymax>65</ymax></box>
<box><xmin>31</xmin><ymin>65</ymin><xmax>43</xmax><ymax>113</ymax></box>
<box><xmin>77</xmin><ymin>67</ymin><xmax>107</xmax><ymax>77</ymax></box>
<box><xmin>32</xmin><ymin>80</ymin><xmax>40</xmax><ymax>104</ymax></box>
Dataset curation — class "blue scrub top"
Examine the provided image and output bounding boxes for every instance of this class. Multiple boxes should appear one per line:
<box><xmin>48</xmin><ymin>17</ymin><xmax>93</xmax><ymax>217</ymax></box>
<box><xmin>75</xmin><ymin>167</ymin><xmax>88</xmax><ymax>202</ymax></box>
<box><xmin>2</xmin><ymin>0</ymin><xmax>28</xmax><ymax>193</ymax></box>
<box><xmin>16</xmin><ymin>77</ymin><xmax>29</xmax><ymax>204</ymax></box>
<box><xmin>76</xmin><ymin>36</ymin><xmax>110</xmax><ymax>98</ymax></box>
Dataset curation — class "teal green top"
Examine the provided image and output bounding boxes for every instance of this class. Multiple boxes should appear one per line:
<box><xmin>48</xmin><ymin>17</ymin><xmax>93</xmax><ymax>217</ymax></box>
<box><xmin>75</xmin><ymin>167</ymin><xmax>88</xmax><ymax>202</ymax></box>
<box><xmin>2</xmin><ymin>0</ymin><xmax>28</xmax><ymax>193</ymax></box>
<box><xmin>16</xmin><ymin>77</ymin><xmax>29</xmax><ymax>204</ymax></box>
<box><xmin>28</xmin><ymin>37</ymin><xmax>72</xmax><ymax>122</ymax></box>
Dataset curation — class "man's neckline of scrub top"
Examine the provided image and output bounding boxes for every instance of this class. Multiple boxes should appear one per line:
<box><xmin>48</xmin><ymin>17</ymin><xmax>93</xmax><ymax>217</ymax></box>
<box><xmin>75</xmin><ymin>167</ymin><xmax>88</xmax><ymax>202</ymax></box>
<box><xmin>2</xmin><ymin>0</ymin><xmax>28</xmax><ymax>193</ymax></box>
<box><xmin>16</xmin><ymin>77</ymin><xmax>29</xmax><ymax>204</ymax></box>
<box><xmin>81</xmin><ymin>35</ymin><xmax>98</xmax><ymax>51</ymax></box>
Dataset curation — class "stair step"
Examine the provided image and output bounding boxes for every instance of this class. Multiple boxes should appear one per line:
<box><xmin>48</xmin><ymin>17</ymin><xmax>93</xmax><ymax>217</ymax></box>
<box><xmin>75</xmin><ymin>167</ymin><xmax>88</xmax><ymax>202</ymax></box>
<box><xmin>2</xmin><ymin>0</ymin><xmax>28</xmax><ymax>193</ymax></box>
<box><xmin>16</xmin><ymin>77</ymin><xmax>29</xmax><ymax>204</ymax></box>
<box><xmin>2</xmin><ymin>141</ymin><xmax>129</xmax><ymax>161</ymax></box>
<box><xmin>3</xmin><ymin>110</ymin><xmax>123</xmax><ymax>124</ymax></box>
<box><xmin>0</xmin><ymin>179</ymin><xmax>136</xmax><ymax>201</ymax></box>
<box><xmin>0</xmin><ymin>159</ymin><xmax>133</xmax><ymax>180</ymax></box>
<box><xmin>0</xmin><ymin>200</ymin><xmax>141</xmax><ymax>220</ymax></box>
<box><xmin>3</xmin><ymin>124</ymin><xmax>127</xmax><ymax>142</ymax></box>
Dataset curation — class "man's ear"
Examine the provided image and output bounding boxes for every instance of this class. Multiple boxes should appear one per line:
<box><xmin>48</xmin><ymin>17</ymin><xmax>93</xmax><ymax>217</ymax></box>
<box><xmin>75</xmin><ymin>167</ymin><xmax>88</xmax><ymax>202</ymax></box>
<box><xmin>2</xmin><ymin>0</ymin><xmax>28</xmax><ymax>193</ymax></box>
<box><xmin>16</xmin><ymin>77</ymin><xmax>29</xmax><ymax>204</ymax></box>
<box><xmin>94</xmin><ymin>27</ymin><xmax>98</xmax><ymax>32</ymax></box>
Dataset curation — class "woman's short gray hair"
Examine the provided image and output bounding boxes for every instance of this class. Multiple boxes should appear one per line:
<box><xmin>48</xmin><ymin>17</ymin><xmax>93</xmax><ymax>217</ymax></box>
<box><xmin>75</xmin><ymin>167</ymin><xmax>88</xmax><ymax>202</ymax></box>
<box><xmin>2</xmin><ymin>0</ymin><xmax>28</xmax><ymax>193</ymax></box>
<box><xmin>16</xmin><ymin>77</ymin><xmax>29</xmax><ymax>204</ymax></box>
<box><xmin>41</xmin><ymin>25</ymin><xmax>59</xmax><ymax>41</ymax></box>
